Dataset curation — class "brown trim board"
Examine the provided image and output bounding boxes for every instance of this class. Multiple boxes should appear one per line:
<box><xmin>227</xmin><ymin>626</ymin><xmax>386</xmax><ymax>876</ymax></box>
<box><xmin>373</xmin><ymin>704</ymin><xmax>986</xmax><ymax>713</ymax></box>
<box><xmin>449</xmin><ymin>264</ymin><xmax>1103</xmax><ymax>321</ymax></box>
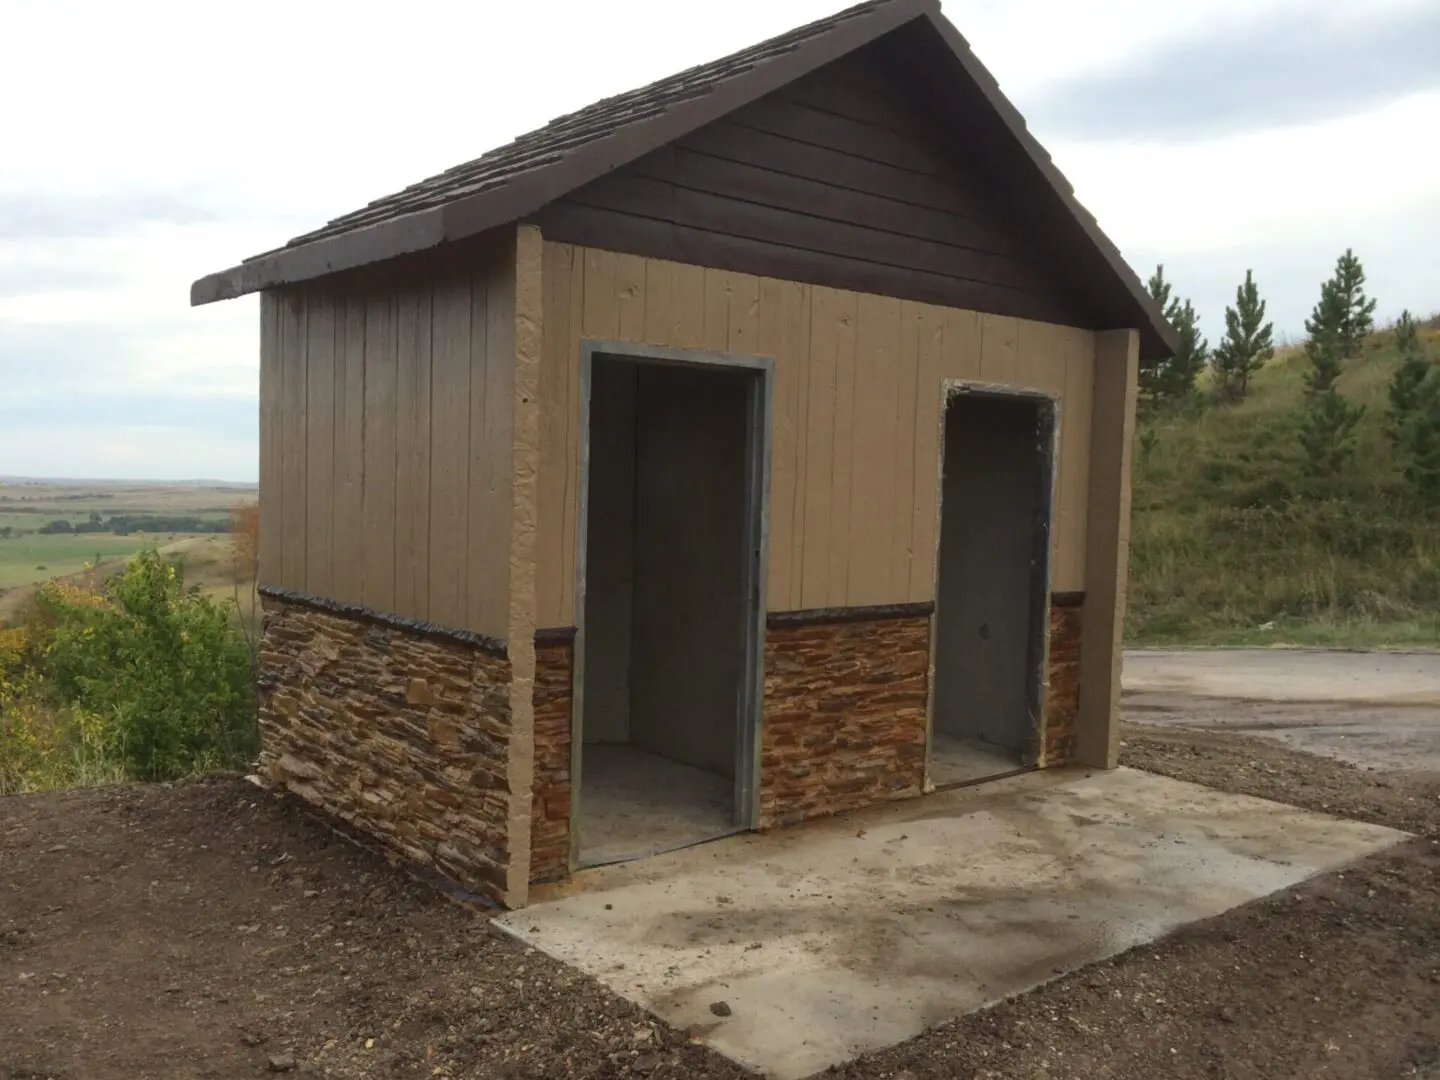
<box><xmin>767</xmin><ymin>601</ymin><xmax>934</xmax><ymax>628</ymax></box>
<box><xmin>258</xmin><ymin>584</ymin><xmax>508</xmax><ymax>659</ymax></box>
<box><xmin>534</xmin><ymin>626</ymin><xmax>578</xmax><ymax>646</ymax></box>
<box><xmin>1051</xmin><ymin>591</ymin><xmax>1085</xmax><ymax>609</ymax></box>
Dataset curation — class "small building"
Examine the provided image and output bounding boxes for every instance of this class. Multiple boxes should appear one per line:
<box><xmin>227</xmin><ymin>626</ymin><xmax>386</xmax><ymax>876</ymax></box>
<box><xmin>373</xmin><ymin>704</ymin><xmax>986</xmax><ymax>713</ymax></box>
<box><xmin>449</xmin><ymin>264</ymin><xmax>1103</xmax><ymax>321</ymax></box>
<box><xmin>193</xmin><ymin>0</ymin><xmax>1174</xmax><ymax>908</ymax></box>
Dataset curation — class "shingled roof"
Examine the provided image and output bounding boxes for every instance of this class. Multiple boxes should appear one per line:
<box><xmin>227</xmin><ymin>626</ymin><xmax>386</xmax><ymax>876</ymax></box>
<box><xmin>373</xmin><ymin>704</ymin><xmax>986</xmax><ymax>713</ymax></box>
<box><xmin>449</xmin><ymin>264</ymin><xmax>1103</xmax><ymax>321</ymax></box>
<box><xmin>191</xmin><ymin>0</ymin><xmax>1176</xmax><ymax>360</ymax></box>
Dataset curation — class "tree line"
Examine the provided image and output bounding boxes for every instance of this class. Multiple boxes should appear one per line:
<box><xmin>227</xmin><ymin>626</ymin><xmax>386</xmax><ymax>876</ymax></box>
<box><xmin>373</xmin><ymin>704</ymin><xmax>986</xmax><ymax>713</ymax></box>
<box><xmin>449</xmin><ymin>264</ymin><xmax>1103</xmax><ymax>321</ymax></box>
<box><xmin>1144</xmin><ymin>253</ymin><xmax>1439</xmax><ymax>495</ymax></box>
<box><xmin>31</xmin><ymin>513</ymin><xmax>233</xmax><ymax>536</ymax></box>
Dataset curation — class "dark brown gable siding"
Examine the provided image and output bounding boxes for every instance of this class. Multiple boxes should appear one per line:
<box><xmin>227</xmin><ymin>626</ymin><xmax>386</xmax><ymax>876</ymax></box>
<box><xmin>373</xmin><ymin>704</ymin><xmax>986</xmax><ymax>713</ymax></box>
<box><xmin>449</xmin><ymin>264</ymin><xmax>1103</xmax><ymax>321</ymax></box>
<box><xmin>533</xmin><ymin>46</ymin><xmax>1087</xmax><ymax>328</ymax></box>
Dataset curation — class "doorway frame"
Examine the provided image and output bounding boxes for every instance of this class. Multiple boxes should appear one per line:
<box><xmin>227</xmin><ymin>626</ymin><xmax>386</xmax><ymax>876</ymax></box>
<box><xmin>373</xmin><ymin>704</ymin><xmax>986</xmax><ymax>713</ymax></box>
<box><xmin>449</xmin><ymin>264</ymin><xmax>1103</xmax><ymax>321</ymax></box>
<box><xmin>926</xmin><ymin>379</ymin><xmax>1060</xmax><ymax>788</ymax></box>
<box><xmin>569</xmin><ymin>339</ymin><xmax>773</xmax><ymax>869</ymax></box>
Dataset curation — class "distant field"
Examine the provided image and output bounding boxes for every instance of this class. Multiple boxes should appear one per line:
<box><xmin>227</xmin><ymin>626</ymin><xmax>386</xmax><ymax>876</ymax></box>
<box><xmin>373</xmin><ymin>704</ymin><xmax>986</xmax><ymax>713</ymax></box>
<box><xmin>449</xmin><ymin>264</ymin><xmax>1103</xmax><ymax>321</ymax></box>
<box><xmin>0</xmin><ymin>478</ymin><xmax>257</xmax><ymax>625</ymax></box>
<box><xmin>0</xmin><ymin>534</ymin><xmax>173</xmax><ymax>589</ymax></box>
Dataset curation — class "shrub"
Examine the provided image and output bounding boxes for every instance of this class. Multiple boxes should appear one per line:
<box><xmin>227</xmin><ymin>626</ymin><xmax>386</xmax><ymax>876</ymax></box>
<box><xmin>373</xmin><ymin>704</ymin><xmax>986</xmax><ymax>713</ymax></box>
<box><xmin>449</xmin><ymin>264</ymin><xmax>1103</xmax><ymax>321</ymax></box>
<box><xmin>30</xmin><ymin>550</ymin><xmax>257</xmax><ymax>782</ymax></box>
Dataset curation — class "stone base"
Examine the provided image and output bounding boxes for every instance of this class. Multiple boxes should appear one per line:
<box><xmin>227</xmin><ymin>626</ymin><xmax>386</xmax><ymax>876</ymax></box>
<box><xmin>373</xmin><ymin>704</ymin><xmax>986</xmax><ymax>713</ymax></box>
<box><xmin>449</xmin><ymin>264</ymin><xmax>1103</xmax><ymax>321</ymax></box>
<box><xmin>760</xmin><ymin>606</ymin><xmax>931</xmax><ymax>828</ymax></box>
<box><xmin>1043</xmin><ymin>597</ymin><xmax>1084</xmax><ymax>766</ymax></box>
<box><xmin>530</xmin><ymin>630</ymin><xmax>575</xmax><ymax>884</ymax></box>
<box><xmin>256</xmin><ymin>588</ymin><xmax>514</xmax><ymax>904</ymax></box>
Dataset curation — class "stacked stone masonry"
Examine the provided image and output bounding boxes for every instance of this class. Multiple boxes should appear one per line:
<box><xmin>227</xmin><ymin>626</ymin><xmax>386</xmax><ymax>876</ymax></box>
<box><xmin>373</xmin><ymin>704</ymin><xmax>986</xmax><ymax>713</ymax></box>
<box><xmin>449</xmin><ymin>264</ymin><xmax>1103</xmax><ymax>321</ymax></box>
<box><xmin>257</xmin><ymin>593</ymin><xmax>514</xmax><ymax>904</ymax></box>
<box><xmin>529</xmin><ymin>634</ymin><xmax>574</xmax><ymax>884</ymax></box>
<box><xmin>1043</xmin><ymin>600</ymin><xmax>1084</xmax><ymax>766</ymax></box>
<box><xmin>760</xmin><ymin>612</ymin><xmax>931</xmax><ymax>827</ymax></box>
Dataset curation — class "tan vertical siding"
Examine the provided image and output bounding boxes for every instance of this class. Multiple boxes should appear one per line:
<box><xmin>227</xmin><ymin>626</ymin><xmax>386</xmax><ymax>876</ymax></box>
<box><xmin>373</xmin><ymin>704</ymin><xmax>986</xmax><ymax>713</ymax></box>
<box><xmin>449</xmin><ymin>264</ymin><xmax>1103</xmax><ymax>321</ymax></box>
<box><xmin>278</xmin><ymin>294</ymin><xmax>307</xmax><ymax>589</ymax></box>
<box><xmin>258</xmin><ymin>294</ymin><xmax>283</xmax><ymax>586</ymax></box>
<box><xmin>257</xmin><ymin>232</ymin><xmax>518</xmax><ymax>636</ymax></box>
<box><xmin>362</xmin><ymin>295</ymin><xmax>397</xmax><ymax>611</ymax></box>
<box><xmin>534</xmin><ymin>243</ymin><xmax>1100</xmax><ymax>625</ymax></box>
<box><xmin>427</xmin><ymin>274</ymin><xmax>472</xmax><ymax>629</ymax></box>
<box><xmin>332</xmin><ymin>298</ymin><xmax>366</xmax><ymax>605</ymax></box>
<box><xmin>393</xmin><ymin>287</ymin><xmax>432</xmax><ymax>618</ymax></box>
<box><xmin>303</xmin><ymin>295</ymin><xmax>336</xmax><ymax>599</ymax></box>
<box><xmin>468</xmin><ymin>261</ymin><xmax>517</xmax><ymax>641</ymax></box>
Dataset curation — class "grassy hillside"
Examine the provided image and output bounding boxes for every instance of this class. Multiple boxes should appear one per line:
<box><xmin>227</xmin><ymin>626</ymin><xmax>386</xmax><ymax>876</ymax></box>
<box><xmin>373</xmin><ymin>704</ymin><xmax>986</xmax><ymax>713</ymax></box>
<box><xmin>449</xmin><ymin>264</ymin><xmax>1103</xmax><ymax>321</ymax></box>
<box><xmin>1127</xmin><ymin>325</ymin><xmax>1440</xmax><ymax>647</ymax></box>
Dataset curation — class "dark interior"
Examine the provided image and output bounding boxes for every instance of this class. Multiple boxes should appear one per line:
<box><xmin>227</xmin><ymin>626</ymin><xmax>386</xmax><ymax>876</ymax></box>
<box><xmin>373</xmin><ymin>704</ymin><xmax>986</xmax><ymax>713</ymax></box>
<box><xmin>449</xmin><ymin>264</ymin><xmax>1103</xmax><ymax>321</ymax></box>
<box><xmin>578</xmin><ymin>357</ymin><xmax>753</xmax><ymax>863</ymax></box>
<box><xmin>931</xmin><ymin>390</ymin><xmax>1051</xmax><ymax>787</ymax></box>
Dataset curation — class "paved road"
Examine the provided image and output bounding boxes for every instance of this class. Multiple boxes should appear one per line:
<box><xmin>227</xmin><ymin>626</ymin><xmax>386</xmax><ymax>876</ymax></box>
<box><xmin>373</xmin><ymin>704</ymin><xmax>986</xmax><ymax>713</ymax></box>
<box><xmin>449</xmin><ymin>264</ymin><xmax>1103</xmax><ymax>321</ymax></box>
<box><xmin>1122</xmin><ymin>649</ymin><xmax>1440</xmax><ymax>772</ymax></box>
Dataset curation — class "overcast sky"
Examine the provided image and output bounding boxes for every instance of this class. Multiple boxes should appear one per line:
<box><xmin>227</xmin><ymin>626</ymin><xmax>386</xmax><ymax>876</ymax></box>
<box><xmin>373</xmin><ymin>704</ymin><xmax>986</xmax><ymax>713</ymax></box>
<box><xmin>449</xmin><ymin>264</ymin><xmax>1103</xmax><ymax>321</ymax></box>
<box><xmin>3</xmin><ymin>0</ymin><xmax>1437</xmax><ymax>481</ymax></box>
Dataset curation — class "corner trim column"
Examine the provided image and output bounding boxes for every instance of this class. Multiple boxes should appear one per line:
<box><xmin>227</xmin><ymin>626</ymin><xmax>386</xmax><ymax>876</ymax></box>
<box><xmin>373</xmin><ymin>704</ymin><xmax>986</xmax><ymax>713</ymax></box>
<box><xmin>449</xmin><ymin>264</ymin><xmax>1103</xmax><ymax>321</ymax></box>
<box><xmin>1076</xmin><ymin>328</ymin><xmax>1138</xmax><ymax>768</ymax></box>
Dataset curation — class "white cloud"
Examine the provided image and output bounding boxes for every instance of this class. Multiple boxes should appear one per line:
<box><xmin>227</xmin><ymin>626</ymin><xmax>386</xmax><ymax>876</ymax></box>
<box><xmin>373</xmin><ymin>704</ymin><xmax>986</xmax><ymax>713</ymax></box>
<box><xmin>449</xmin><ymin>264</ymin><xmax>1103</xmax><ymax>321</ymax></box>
<box><xmin>1</xmin><ymin>0</ymin><xmax>1437</xmax><ymax>480</ymax></box>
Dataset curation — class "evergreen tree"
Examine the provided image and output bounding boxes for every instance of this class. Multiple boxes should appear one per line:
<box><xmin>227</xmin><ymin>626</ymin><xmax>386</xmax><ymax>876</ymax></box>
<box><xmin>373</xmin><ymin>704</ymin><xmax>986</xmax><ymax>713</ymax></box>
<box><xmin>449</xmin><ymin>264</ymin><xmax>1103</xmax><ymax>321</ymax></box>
<box><xmin>1164</xmin><ymin>298</ymin><xmax>1208</xmax><ymax>402</ymax></box>
<box><xmin>1387</xmin><ymin>310</ymin><xmax>1433</xmax><ymax>445</ymax></box>
<box><xmin>1298</xmin><ymin>385</ymin><xmax>1365</xmax><ymax>478</ymax></box>
<box><xmin>1331</xmin><ymin>248</ymin><xmax>1378</xmax><ymax>357</ymax></box>
<box><xmin>1400</xmin><ymin>373</ymin><xmax>1440</xmax><ymax>500</ymax></box>
<box><xmin>1211</xmin><ymin>270</ymin><xmax>1274</xmax><ymax>400</ymax></box>
<box><xmin>1146</xmin><ymin>264</ymin><xmax>1173</xmax><ymax>311</ymax></box>
<box><xmin>1143</xmin><ymin>265</ymin><xmax>1208</xmax><ymax>404</ymax></box>
<box><xmin>1141</xmin><ymin>265</ymin><xmax>1174</xmax><ymax>404</ymax></box>
<box><xmin>1303</xmin><ymin>280</ymin><xmax>1348</xmax><ymax>393</ymax></box>
<box><xmin>1394</xmin><ymin>309</ymin><xmax>1420</xmax><ymax>354</ymax></box>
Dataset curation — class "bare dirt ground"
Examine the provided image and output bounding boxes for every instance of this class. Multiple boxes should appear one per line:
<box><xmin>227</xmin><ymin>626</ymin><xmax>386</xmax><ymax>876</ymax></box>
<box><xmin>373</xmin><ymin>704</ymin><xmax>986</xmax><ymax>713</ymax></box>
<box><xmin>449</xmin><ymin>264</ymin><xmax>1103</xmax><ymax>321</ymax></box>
<box><xmin>3</xmin><ymin>730</ymin><xmax>1439</xmax><ymax>1079</ymax></box>
<box><xmin>1124</xmin><ymin>648</ymin><xmax>1440</xmax><ymax>772</ymax></box>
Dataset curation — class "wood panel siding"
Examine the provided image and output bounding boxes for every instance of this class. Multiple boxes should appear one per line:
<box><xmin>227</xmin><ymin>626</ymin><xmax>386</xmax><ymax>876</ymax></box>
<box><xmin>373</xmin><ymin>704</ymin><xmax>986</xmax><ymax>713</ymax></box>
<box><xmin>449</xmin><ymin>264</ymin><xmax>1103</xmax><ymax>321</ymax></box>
<box><xmin>258</xmin><ymin>234</ymin><xmax>518</xmax><ymax>639</ymax></box>
<box><xmin>535</xmin><ymin>242</ymin><xmax>1096</xmax><ymax>628</ymax></box>
<box><xmin>533</xmin><ymin>45</ymin><xmax>1084</xmax><ymax>333</ymax></box>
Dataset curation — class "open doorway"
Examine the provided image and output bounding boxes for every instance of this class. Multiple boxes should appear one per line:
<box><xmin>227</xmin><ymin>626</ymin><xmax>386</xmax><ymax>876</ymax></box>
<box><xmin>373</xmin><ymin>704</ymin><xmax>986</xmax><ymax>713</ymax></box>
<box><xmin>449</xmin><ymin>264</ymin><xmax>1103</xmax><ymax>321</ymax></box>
<box><xmin>930</xmin><ymin>386</ymin><xmax>1055</xmax><ymax>788</ymax></box>
<box><xmin>573</xmin><ymin>346</ymin><xmax>767</xmax><ymax>867</ymax></box>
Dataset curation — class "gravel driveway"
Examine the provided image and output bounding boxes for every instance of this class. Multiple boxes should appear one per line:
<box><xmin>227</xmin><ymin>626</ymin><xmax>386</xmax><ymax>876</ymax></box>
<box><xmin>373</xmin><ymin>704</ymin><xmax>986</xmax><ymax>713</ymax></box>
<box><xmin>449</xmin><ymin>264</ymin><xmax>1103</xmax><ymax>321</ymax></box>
<box><xmin>1124</xmin><ymin>648</ymin><xmax>1440</xmax><ymax>771</ymax></box>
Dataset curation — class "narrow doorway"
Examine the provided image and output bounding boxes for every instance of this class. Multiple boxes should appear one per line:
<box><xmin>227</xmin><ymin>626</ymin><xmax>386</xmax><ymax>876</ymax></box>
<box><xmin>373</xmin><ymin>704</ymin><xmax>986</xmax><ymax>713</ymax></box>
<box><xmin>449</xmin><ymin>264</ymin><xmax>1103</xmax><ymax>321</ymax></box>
<box><xmin>930</xmin><ymin>388</ymin><xmax>1055</xmax><ymax>788</ymax></box>
<box><xmin>575</xmin><ymin>351</ymin><xmax>765</xmax><ymax>866</ymax></box>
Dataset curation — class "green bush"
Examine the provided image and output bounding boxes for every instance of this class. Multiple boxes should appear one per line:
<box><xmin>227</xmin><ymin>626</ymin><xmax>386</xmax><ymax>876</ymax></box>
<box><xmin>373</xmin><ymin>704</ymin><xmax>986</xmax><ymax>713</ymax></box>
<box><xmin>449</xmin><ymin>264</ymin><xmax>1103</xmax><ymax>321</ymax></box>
<box><xmin>29</xmin><ymin>550</ymin><xmax>257</xmax><ymax>782</ymax></box>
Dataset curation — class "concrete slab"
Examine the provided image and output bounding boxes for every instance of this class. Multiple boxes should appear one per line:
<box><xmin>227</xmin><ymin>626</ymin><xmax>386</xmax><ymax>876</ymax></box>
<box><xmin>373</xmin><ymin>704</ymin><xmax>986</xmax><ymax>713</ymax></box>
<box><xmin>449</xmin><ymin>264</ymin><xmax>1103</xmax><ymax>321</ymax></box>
<box><xmin>928</xmin><ymin>732</ymin><xmax>1021</xmax><ymax>787</ymax></box>
<box><xmin>579</xmin><ymin>744</ymin><xmax>734</xmax><ymax>865</ymax></box>
<box><xmin>496</xmin><ymin>767</ymin><xmax>1406</xmax><ymax>1079</ymax></box>
<box><xmin>1124</xmin><ymin>649</ymin><xmax>1440</xmax><ymax>771</ymax></box>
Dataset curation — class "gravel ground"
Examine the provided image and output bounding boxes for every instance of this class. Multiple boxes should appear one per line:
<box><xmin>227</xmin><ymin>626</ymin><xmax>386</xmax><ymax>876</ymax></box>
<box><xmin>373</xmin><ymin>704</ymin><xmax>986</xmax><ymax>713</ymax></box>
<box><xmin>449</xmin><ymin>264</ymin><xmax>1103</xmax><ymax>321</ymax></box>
<box><xmin>3</xmin><ymin>725</ymin><xmax>1438</xmax><ymax>1080</ymax></box>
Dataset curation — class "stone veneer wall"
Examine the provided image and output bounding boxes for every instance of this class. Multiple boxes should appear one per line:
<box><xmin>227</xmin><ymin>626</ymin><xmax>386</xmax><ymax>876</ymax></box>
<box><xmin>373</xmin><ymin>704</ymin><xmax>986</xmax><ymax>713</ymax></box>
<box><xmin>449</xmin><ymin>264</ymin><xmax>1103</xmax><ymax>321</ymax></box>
<box><xmin>529</xmin><ymin>630</ymin><xmax>574</xmax><ymax>884</ymax></box>
<box><xmin>1042</xmin><ymin>595</ymin><xmax>1084</xmax><ymax>766</ymax></box>
<box><xmin>257</xmin><ymin>588</ymin><xmax>515</xmax><ymax>904</ymax></box>
<box><xmin>759</xmin><ymin>606</ymin><xmax>931</xmax><ymax>828</ymax></box>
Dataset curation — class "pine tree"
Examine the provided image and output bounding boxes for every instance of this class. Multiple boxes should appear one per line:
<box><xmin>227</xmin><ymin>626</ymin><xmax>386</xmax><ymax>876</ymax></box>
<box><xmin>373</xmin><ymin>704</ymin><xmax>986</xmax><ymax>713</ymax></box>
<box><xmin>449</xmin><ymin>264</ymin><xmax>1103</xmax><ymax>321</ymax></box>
<box><xmin>1161</xmin><ymin>296</ymin><xmax>1209</xmax><ymax>401</ymax></box>
<box><xmin>1394</xmin><ymin>309</ymin><xmax>1420</xmax><ymax>354</ymax></box>
<box><xmin>1331</xmin><ymin>249</ymin><xmax>1377</xmax><ymax>357</ymax></box>
<box><xmin>1146</xmin><ymin>264</ymin><xmax>1173</xmax><ymax>311</ymax></box>
<box><xmin>1211</xmin><ymin>270</ymin><xmax>1274</xmax><ymax>400</ymax></box>
<box><xmin>1143</xmin><ymin>265</ymin><xmax>1207</xmax><ymax>405</ymax></box>
<box><xmin>1401</xmin><ymin>373</ymin><xmax>1440</xmax><ymax>500</ymax></box>
<box><xmin>1299</xmin><ymin>385</ymin><xmax>1366</xmax><ymax>478</ymax></box>
<box><xmin>1303</xmin><ymin>279</ymin><xmax>1348</xmax><ymax>393</ymax></box>
<box><xmin>1141</xmin><ymin>265</ymin><xmax>1174</xmax><ymax>404</ymax></box>
<box><xmin>1387</xmin><ymin>310</ymin><xmax>1433</xmax><ymax>445</ymax></box>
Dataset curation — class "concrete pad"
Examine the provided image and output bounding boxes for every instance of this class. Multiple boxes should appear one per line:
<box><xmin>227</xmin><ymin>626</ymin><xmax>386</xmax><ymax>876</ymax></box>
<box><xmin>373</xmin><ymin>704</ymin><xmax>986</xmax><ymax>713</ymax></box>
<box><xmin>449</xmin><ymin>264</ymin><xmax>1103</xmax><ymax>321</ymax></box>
<box><xmin>496</xmin><ymin>767</ymin><xmax>1405</xmax><ymax>1079</ymax></box>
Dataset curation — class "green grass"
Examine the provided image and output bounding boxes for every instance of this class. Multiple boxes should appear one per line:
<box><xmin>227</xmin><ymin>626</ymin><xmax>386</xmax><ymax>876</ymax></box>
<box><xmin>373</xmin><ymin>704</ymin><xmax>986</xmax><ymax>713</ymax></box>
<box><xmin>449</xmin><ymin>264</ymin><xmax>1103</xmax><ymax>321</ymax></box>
<box><xmin>0</xmin><ymin>534</ymin><xmax>180</xmax><ymax>589</ymax></box>
<box><xmin>1127</xmin><ymin>326</ymin><xmax>1440</xmax><ymax>647</ymax></box>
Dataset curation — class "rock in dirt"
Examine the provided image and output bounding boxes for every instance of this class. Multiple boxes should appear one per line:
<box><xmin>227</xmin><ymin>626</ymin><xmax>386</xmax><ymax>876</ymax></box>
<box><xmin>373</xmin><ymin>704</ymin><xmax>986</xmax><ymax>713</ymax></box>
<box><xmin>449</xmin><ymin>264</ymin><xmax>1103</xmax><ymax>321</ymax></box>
<box><xmin>709</xmin><ymin>1001</ymin><xmax>732</xmax><ymax>1017</ymax></box>
<box><xmin>267</xmin><ymin>1051</ymin><xmax>296</xmax><ymax>1072</ymax></box>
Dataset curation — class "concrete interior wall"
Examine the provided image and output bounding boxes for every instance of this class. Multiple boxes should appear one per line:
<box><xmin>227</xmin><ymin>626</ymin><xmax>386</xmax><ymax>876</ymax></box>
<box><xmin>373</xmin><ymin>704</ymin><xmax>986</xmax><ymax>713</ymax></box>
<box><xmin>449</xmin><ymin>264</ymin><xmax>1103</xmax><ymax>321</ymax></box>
<box><xmin>581</xmin><ymin>363</ymin><xmax>637</xmax><ymax>744</ymax></box>
<box><xmin>933</xmin><ymin>392</ymin><xmax>1045</xmax><ymax>755</ymax></box>
<box><xmin>582</xmin><ymin>359</ymin><xmax>750</xmax><ymax>781</ymax></box>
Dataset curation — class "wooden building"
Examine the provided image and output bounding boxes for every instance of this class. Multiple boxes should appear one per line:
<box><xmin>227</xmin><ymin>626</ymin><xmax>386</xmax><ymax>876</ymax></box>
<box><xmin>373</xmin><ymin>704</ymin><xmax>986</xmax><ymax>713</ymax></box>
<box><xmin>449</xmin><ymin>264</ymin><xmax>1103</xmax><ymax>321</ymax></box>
<box><xmin>192</xmin><ymin>0</ymin><xmax>1175</xmax><ymax>909</ymax></box>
